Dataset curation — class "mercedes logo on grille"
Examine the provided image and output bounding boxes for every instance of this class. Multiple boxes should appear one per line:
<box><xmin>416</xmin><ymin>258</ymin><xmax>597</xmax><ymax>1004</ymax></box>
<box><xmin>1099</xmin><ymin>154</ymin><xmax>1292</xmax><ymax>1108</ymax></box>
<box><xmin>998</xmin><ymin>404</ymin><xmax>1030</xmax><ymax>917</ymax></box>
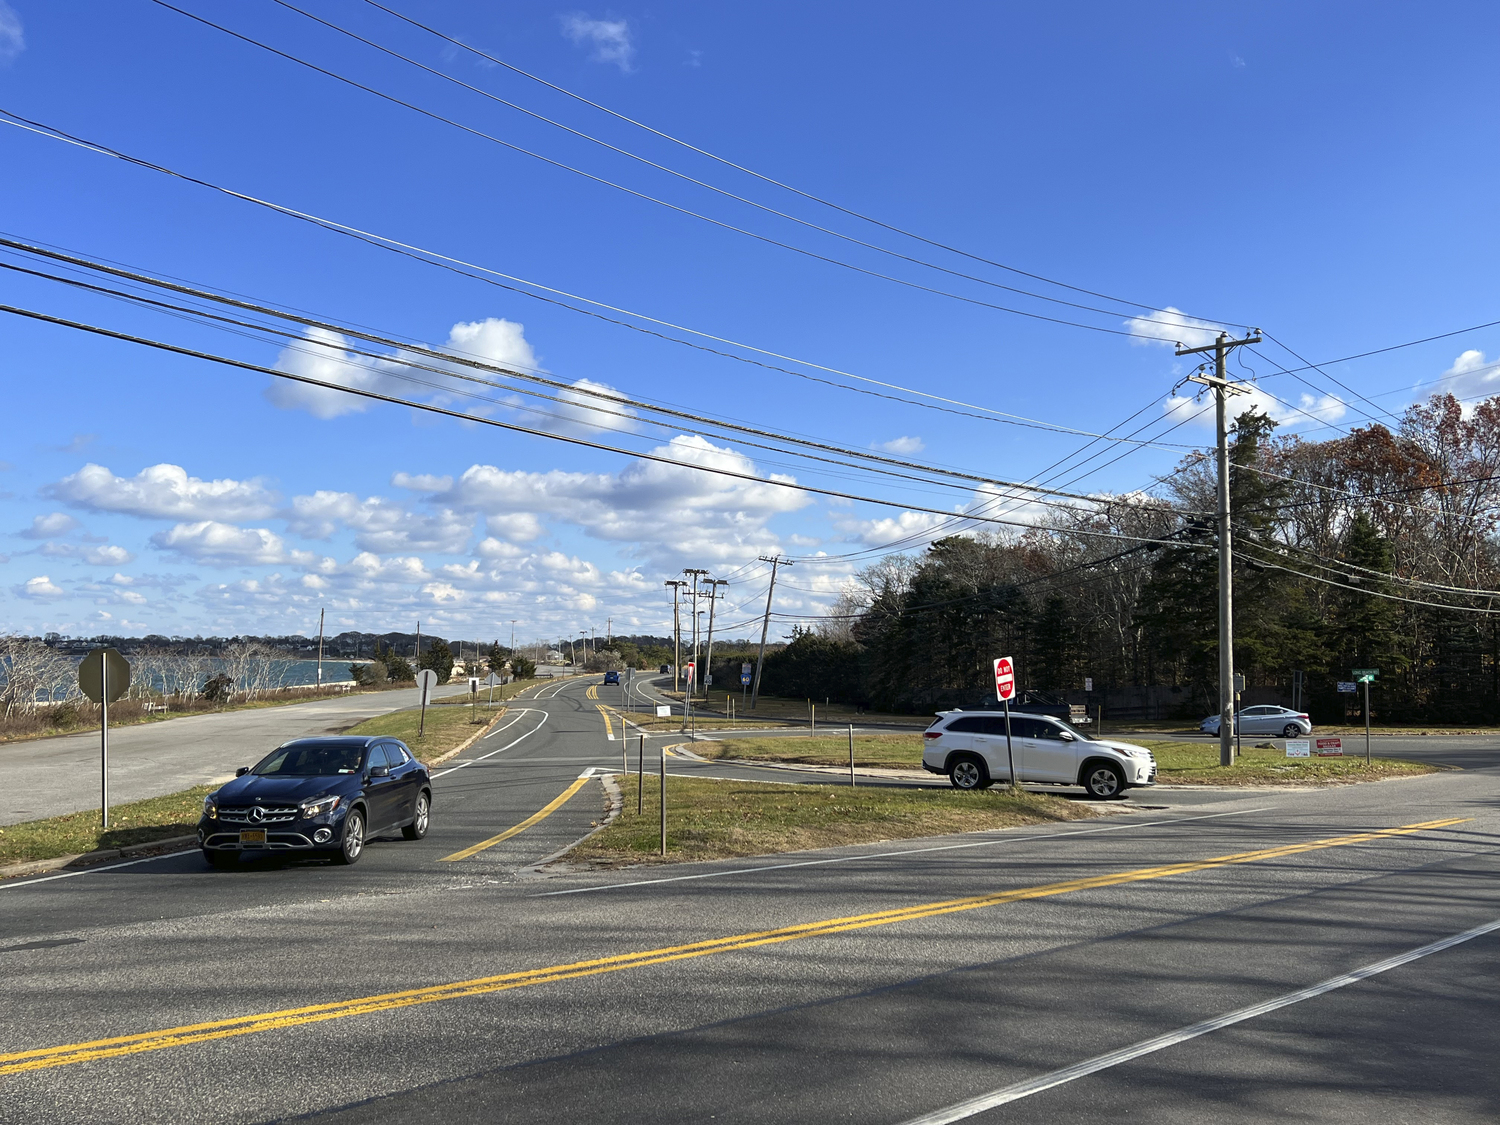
<box><xmin>248</xmin><ymin>806</ymin><xmax>266</xmax><ymax>823</ymax></box>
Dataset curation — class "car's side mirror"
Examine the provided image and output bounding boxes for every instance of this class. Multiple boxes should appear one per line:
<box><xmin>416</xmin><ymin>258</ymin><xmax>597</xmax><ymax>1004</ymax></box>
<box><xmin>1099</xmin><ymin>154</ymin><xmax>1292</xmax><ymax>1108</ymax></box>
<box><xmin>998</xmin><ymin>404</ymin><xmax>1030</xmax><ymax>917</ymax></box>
<box><xmin>369</xmin><ymin>765</ymin><xmax>390</xmax><ymax>778</ymax></box>
<box><xmin>1060</xmin><ymin>732</ymin><xmax>1075</xmax><ymax>741</ymax></box>
<box><xmin>236</xmin><ymin>766</ymin><xmax>250</xmax><ymax>777</ymax></box>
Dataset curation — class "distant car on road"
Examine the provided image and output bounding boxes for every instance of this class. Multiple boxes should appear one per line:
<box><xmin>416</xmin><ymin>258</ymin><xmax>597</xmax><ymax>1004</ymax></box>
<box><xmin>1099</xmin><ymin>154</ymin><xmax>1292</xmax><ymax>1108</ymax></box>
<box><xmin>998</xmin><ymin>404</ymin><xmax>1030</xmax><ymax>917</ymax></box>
<box><xmin>603</xmin><ymin>670</ymin><xmax>620</xmax><ymax>685</ymax></box>
<box><xmin>198</xmin><ymin>736</ymin><xmax>430</xmax><ymax>869</ymax></box>
<box><xmin>1200</xmin><ymin>706</ymin><xmax>1312</xmax><ymax>738</ymax></box>
<box><xmin>922</xmin><ymin>710</ymin><xmax>1155</xmax><ymax>798</ymax></box>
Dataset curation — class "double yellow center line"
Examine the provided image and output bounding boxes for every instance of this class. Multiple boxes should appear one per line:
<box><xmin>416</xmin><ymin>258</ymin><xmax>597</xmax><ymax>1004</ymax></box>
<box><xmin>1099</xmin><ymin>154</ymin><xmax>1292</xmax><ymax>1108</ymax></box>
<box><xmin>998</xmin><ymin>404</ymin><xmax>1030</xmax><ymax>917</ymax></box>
<box><xmin>0</xmin><ymin>816</ymin><xmax>1466</xmax><ymax>1076</ymax></box>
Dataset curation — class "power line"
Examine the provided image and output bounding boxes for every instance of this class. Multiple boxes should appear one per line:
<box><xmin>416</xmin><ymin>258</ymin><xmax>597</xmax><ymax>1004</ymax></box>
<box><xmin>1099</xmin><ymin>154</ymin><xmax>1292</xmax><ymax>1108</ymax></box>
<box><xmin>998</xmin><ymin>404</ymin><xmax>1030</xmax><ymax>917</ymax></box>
<box><xmin>360</xmin><ymin>0</ymin><xmax>1245</xmax><ymax>327</ymax></box>
<box><xmin>0</xmin><ymin>109</ymin><xmax>1203</xmax><ymax>450</ymax></box>
<box><xmin>266</xmin><ymin>0</ymin><xmax>1242</xmax><ymax>336</ymax></box>
<box><xmin>0</xmin><ymin>299</ymin><xmax>1203</xmax><ymax>551</ymax></box>
<box><xmin>0</xmin><ymin>240</ymin><xmax>1202</xmax><ymax>520</ymax></box>
<box><xmin>150</xmin><ymin>0</ymin><xmax>1218</xmax><ymax>343</ymax></box>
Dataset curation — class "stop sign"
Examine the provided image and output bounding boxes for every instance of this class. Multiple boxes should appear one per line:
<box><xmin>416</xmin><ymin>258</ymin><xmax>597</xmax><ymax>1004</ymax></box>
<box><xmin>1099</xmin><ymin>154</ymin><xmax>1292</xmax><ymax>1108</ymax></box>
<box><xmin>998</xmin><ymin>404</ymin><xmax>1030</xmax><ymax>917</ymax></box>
<box><xmin>993</xmin><ymin>656</ymin><xmax>1016</xmax><ymax>701</ymax></box>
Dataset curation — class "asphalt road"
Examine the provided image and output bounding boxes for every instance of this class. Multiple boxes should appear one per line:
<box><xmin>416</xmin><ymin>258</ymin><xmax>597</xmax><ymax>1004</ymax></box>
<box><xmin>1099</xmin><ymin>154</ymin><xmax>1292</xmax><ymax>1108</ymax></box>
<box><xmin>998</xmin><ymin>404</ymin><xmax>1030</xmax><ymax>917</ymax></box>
<box><xmin>0</xmin><ymin>681</ymin><xmax>476</xmax><ymax>825</ymax></box>
<box><xmin>1</xmin><ymin>675</ymin><xmax>1497</xmax><ymax>1123</ymax></box>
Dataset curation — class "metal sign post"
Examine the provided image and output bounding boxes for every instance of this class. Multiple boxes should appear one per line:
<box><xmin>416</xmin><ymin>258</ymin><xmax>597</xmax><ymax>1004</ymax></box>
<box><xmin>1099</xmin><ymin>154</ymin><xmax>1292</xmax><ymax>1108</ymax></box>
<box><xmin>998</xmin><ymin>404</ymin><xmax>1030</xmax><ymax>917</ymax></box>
<box><xmin>1354</xmin><ymin>669</ymin><xmax>1379</xmax><ymax>764</ymax></box>
<box><xmin>994</xmin><ymin>656</ymin><xmax>1017</xmax><ymax>789</ymax></box>
<box><xmin>659</xmin><ymin>743</ymin><xmax>667</xmax><ymax>857</ymax></box>
<box><xmin>415</xmin><ymin>668</ymin><xmax>439</xmax><ymax>738</ymax></box>
<box><xmin>484</xmin><ymin>671</ymin><xmax>502</xmax><ymax>710</ymax></box>
<box><xmin>848</xmin><ymin>723</ymin><xmax>856</xmax><ymax>788</ymax></box>
<box><xmin>79</xmin><ymin>647</ymin><xmax>131</xmax><ymax>829</ymax></box>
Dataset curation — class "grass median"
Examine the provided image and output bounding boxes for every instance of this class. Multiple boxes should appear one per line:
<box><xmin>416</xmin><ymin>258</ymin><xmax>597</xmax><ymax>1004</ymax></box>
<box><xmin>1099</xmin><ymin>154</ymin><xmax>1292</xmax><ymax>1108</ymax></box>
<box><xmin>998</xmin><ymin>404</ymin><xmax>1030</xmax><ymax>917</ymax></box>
<box><xmin>0</xmin><ymin>786</ymin><xmax>214</xmax><ymax>868</ymax></box>
<box><xmin>568</xmin><ymin>775</ymin><xmax>1098</xmax><ymax>867</ymax></box>
<box><xmin>1136</xmin><ymin>739</ymin><xmax>1440</xmax><ymax>784</ymax></box>
<box><xmin>694</xmin><ymin>733</ymin><xmax>1440</xmax><ymax>786</ymax></box>
<box><xmin>344</xmin><ymin>699</ymin><xmax>498</xmax><ymax>763</ymax></box>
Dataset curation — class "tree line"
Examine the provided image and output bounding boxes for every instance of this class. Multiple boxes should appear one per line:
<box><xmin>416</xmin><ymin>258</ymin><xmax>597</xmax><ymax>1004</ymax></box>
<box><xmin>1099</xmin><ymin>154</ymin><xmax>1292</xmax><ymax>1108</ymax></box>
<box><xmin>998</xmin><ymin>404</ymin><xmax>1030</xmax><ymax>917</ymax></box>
<box><xmin>755</xmin><ymin>391</ymin><xmax>1500</xmax><ymax>724</ymax></box>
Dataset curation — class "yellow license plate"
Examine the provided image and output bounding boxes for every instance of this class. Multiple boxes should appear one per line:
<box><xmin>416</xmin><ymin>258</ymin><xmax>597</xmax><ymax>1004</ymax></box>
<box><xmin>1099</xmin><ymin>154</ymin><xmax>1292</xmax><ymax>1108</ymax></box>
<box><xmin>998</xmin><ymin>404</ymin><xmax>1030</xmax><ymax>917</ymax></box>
<box><xmin>239</xmin><ymin>829</ymin><xmax>267</xmax><ymax>845</ymax></box>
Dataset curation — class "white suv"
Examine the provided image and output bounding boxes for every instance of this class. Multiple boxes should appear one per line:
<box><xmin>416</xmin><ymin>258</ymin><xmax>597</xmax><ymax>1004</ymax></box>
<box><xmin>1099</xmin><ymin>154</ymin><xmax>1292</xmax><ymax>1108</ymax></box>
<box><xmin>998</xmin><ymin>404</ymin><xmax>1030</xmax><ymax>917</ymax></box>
<box><xmin>921</xmin><ymin>710</ymin><xmax>1157</xmax><ymax>798</ymax></box>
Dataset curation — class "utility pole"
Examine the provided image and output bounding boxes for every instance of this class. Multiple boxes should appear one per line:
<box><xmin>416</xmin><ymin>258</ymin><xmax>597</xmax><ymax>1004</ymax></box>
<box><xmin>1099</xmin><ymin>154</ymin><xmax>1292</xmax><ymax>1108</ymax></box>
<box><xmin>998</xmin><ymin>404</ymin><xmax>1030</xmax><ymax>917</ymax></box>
<box><xmin>666</xmin><ymin>580</ymin><xmax>687</xmax><ymax>693</ymax></box>
<box><xmin>606</xmin><ymin>617</ymin><xmax>612</xmax><ymax>647</ymax></box>
<box><xmin>703</xmin><ymin>578</ymin><xmax>727</xmax><ymax>702</ymax></box>
<box><xmin>1176</xmin><ymin>328</ymin><xmax>1262</xmax><ymax>768</ymax></box>
<box><xmin>751</xmin><ymin>556</ymin><xmax>790</xmax><ymax>709</ymax></box>
<box><xmin>510</xmin><ymin>620</ymin><xmax>517</xmax><ymax>654</ymax></box>
<box><xmin>415</xmin><ymin>621</ymin><xmax>421</xmax><ymax>667</ymax></box>
<box><xmin>683</xmin><ymin>569</ymin><xmax>708</xmax><ymax>694</ymax></box>
<box><xmin>316</xmin><ymin>607</ymin><xmax>324</xmax><ymax>689</ymax></box>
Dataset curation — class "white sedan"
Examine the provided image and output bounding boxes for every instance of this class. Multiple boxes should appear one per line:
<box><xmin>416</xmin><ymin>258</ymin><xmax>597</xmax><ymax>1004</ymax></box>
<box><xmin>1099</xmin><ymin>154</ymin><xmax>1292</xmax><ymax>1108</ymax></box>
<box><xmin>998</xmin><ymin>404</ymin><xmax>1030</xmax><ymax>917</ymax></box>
<box><xmin>1201</xmin><ymin>706</ymin><xmax>1312</xmax><ymax>738</ymax></box>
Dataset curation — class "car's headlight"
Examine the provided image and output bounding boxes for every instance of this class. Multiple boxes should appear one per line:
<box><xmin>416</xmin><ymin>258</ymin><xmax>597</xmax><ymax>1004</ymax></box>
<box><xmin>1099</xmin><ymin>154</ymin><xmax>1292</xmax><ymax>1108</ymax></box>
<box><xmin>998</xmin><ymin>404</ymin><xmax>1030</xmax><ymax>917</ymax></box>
<box><xmin>299</xmin><ymin>795</ymin><xmax>343</xmax><ymax>819</ymax></box>
<box><xmin>203</xmin><ymin>797</ymin><xmax>217</xmax><ymax>820</ymax></box>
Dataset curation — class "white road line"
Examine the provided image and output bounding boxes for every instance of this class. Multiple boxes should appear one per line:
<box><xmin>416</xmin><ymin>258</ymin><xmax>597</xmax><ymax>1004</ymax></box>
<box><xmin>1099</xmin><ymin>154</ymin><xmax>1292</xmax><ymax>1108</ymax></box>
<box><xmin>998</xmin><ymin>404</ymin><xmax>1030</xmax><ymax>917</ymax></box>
<box><xmin>900</xmin><ymin>916</ymin><xmax>1500</xmax><ymax>1124</ymax></box>
<box><xmin>433</xmin><ymin>710</ymin><xmax>549</xmax><ymax>778</ymax></box>
<box><xmin>0</xmin><ymin>848</ymin><xmax>200</xmax><ymax>891</ymax></box>
<box><xmin>531</xmin><ymin>807</ymin><xmax>1276</xmax><ymax>896</ymax></box>
<box><xmin>481</xmin><ymin>708</ymin><xmax>536</xmax><ymax>739</ymax></box>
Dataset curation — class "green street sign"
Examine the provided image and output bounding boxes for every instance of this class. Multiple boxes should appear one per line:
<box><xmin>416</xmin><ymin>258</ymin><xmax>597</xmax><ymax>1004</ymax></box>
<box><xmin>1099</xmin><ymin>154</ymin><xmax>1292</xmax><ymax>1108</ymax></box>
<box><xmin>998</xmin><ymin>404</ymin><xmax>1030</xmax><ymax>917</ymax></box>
<box><xmin>1352</xmin><ymin>668</ymin><xmax>1379</xmax><ymax>678</ymax></box>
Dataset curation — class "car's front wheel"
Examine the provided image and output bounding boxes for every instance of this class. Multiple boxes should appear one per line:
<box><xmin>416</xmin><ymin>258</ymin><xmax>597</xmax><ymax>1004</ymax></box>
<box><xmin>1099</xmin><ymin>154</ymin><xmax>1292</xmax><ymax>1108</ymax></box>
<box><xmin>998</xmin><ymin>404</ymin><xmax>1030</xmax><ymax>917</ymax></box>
<box><xmin>1283</xmin><ymin>723</ymin><xmax>1302</xmax><ymax>738</ymax></box>
<box><xmin>1082</xmin><ymin>761</ymin><xmax>1125</xmax><ymax>799</ymax></box>
<box><xmin>402</xmin><ymin>791</ymin><xmax>430</xmax><ymax>840</ymax></box>
<box><xmin>203</xmin><ymin>848</ymin><xmax>237</xmax><ymax>870</ymax></box>
<box><xmin>334</xmin><ymin>809</ymin><xmax>365</xmax><ymax>865</ymax></box>
<box><xmin>948</xmin><ymin>754</ymin><xmax>990</xmax><ymax>791</ymax></box>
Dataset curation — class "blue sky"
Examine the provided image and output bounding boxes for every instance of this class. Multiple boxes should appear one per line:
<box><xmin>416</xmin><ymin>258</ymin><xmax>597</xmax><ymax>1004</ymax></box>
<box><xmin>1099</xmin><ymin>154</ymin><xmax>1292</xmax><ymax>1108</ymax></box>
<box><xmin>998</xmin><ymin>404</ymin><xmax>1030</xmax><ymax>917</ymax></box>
<box><xmin>2</xmin><ymin>0</ymin><xmax>1498</xmax><ymax>646</ymax></box>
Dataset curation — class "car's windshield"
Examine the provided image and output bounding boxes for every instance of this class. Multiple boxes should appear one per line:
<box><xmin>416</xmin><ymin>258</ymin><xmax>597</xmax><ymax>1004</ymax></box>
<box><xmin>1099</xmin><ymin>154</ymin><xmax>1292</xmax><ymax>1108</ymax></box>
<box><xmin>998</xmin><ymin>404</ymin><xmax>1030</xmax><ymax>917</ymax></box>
<box><xmin>253</xmin><ymin>743</ymin><xmax>364</xmax><ymax>776</ymax></box>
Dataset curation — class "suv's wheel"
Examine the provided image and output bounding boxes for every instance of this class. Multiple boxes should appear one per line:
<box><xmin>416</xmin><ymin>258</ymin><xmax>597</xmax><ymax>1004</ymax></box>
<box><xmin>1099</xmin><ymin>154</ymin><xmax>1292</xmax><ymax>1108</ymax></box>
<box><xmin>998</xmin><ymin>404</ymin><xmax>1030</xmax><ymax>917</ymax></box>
<box><xmin>334</xmin><ymin>809</ymin><xmax>365</xmax><ymax>865</ymax></box>
<box><xmin>948</xmin><ymin>754</ymin><xmax>990</xmax><ymax>791</ymax></box>
<box><xmin>1282</xmin><ymin>723</ymin><xmax>1302</xmax><ymax>738</ymax></box>
<box><xmin>203</xmin><ymin>848</ymin><xmax>237</xmax><ymax>869</ymax></box>
<box><xmin>402</xmin><ymin>791</ymin><xmax>430</xmax><ymax>840</ymax></box>
<box><xmin>1082</xmin><ymin>761</ymin><xmax>1125</xmax><ymax>799</ymax></box>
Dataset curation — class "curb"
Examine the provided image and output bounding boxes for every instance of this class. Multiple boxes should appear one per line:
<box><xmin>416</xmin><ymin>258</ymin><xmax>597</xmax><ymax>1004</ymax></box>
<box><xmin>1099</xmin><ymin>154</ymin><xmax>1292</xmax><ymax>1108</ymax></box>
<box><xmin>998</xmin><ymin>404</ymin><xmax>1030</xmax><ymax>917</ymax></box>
<box><xmin>426</xmin><ymin>707</ymin><xmax>508</xmax><ymax>769</ymax></box>
<box><xmin>523</xmin><ymin>772</ymin><xmax>621</xmax><ymax>876</ymax></box>
<box><xmin>1</xmin><ymin>834</ymin><xmax>199</xmax><ymax>880</ymax></box>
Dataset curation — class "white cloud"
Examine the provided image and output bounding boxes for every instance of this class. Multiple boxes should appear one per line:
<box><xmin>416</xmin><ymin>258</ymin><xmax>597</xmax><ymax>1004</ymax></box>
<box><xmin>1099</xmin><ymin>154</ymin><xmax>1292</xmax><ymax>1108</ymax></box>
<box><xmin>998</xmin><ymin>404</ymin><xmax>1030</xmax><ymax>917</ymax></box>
<box><xmin>392</xmin><ymin>472</ymin><xmax>453</xmax><ymax>492</ymax></box>
<box><xmin>151</xmin><ymin>521</ymin><xmax>311</xmax><ymax>566</ymax></box>
<box><xmin>1435</xmin><ymin>350</ymin><xmax>1500</xmax><ymax>410</ymax></box>
<box><xmin>875</xmin><ymin>436</ymin><xmax>925</xmax><ymax>455</ymax></box>
<box><xmin>0</xmin><ymin>1</ymin><xmax>22</xmax><ymax>65</ymax></box>
<box><xmin>48</xmin><ymin>463</ymin><xmax>277</xmax><ymax>521</ymax></box>
<box><xmin>85</xmin><ymin>544</ymin><xmax>135</xmax><ymax>566</ymax></box>
<box><xmin>265</xmin><ymin>326</ymin><xmax>377</xmax><ymax>419</ymax></box>
<box><xmin>286</xmin><ymin>491</ymin><xmax>473</xmax><ymax>553</ymax></box>
<box><xmin>562</xmin><ymin>14</ymin><xmax>634</xmax><ymax>71</ymax></box>
<box><xmin>19</xmin><ymin>512</ymin><xmax>79</xmax><ymax>539</ymax></box>
<box><xmin>1125</xmin><ymin>307</ymin><xmax>1223</xmax><ymax>350</ymax></box>
<box><xmin>266</xmin><ymin>318</ymin><xmax>544</xmax><ymax>421</ymax></box>
<box><xmin>17</xmin><ymin>575</ymin><xmax>64</xmax><ymax>600</ymax></box>
<box><xmin>509</xmin><ymin>377</ymin><xmax>638</xmax><ymax>438</ymax></box>
<box><xmin>38</xmin><ymin>541</ymin><xmax>137</xmax><ymax>565</ymax></box>
<box><xmin>428</xmin><ymin>435</ymin><xmax>807</xmax><ymax>567</ymax></box>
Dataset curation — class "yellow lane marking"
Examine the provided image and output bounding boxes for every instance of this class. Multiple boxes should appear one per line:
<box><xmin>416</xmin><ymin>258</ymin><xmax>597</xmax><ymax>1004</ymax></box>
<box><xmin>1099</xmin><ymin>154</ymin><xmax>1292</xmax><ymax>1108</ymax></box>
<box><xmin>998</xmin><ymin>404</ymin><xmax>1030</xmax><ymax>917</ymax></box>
<box><xmin>0</xmin><ymin>817</ymin><xmax>1467</xmax><ymax>1076</ymax></box>
<box><xmin>595</xmin><ymin>703</ymin><xmax>615</xmax><ymax>739</ymax></box>
<box><xmin>586</xmin><ymin>685</ymin><xmax>598</xmax><ymax>699</ymax></box>
<box><xmin>438</xmin><ymin>776</ymin><xmax>593</xmax><ymax>862</ymax></box>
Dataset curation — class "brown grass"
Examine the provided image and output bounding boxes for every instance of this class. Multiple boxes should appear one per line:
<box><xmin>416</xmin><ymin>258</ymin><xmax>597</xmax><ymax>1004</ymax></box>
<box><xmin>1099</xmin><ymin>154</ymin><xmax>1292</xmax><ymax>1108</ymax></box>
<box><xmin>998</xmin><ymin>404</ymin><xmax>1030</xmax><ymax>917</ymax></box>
<box><xmin>568</xmin><ymin>774</ymin><xmax>1099</xmax><ymax>867</ymax></box>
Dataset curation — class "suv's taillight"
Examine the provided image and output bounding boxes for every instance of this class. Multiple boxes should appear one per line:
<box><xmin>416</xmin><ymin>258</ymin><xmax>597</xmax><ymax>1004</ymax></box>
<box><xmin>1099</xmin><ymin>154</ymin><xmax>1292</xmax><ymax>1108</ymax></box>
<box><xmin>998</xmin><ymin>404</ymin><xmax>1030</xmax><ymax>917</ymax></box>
<box><xmin>924</xmin><ymin>731</ymin><xmax>943</xmax><ymax>739</ymax></box>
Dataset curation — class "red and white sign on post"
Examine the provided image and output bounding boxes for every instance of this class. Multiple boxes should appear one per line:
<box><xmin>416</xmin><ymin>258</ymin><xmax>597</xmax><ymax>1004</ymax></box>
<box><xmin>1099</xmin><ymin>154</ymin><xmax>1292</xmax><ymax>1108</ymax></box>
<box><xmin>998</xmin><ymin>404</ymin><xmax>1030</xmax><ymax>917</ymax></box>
<box><xmin>1314</xmin><ymin>737</ymin><xmax>1344</xmax><ymax>757</ymax></box>
<box><xmin>993</xmin><ymin>656</ymin><xmax>1016</xmax><ymax>702</ymax></box>
<box><xmin>684</xmin><ymin>661</ymin><xmax>696</xmax><ymax>689</ymax></box>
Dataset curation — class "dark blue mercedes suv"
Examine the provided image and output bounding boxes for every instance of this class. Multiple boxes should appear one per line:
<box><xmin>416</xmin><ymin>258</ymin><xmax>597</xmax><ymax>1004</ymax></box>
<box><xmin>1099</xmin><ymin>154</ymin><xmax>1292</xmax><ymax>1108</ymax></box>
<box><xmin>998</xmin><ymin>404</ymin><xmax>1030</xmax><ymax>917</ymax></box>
<box><xmin>198</xmin><ymin>736</ymin><xmax>431</xmax><ymax>868</ymax></box>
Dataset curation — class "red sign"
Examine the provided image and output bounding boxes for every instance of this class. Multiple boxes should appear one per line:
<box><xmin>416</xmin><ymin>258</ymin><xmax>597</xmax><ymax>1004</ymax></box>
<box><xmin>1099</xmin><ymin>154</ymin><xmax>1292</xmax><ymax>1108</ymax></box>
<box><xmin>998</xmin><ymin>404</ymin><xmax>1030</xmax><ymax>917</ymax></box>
<box><xmin>1315</xmin><ymin>737</ymin><xmax>1343</xmax><ymax>757</ymax></box>
<box><xmin>993</xmin><ymin>656</ymin><xmax>1016</xmax><ymax>702</ymax></box>
<box><xmin>684</xmin><ymin>661</ymin><xmax>696</xmax><ymax>687</ymax></box>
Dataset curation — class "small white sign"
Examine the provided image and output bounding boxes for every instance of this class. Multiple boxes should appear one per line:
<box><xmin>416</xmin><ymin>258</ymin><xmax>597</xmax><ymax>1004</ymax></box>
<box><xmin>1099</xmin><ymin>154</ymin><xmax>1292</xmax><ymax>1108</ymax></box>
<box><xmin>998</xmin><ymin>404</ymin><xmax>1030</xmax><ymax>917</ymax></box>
<box><xmin>468</xmin><ymin>677</ymin><xmax>479</xmax><ymax>693</ymax></box>
<box><xmin>1084</xmin><ymin>677</ymin><xmax>1093</xmax><ymax>692</ymax></box>
<box><xmin>655</xmin><ymin>705</ymin><xmax>671</xmax><ymax>718</ymax></box>
<box><xmin>1285</xmin><ymin>739</ymin><xmax>1311</xmax><ymax>758</ymax></box>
